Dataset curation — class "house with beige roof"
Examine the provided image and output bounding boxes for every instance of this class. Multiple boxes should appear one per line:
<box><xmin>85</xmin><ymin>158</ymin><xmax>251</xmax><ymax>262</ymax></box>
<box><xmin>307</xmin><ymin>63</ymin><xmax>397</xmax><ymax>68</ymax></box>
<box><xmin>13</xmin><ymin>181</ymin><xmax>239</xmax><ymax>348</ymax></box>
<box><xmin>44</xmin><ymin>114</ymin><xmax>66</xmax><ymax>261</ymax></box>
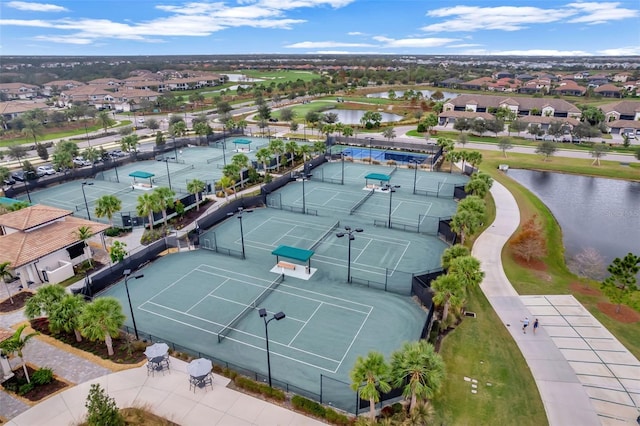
<box><xmin>0</xmin><ymin>100</ymin><xmax>49</xmax><ymax>122</ymax></box>
<box><xmin>0</xmin><ymin>205</ymin><xmax>109</xmax><ymax>287</ymax></box>
<box><xmin>442</xmin><ymin>94</ymin><xmax>581</xmax><ymax>119</ymax></box>
<box><xmin>600</xmin><ymin>101</ymin><xmax>640</xmax><ymax>135</ymax></box>
<box><xmin>0</xmin><ymin>83</ymin><xmax>40</xmax><ymax>100</ymax></box>
<box><xmin>42</xmin><ymin>80</ymin><xmax>85</xmax><ymax>96</ymax></box>
<box><xmin>58</xmin><ymin>86</ymin><xmax>116</xmax><ymax>109</ymax></box>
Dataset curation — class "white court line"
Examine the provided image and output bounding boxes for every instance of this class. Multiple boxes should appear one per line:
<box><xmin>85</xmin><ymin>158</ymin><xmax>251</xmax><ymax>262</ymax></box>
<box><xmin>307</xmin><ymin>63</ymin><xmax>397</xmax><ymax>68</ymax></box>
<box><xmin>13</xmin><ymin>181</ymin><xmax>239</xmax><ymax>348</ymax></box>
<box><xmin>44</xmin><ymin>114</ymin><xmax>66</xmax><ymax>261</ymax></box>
<box><xmin>186</xmin><ymin>277</ymin><xmax>230</xmax><ymax>314</ymax></box>
<box><xmin>334</xmin><ymin>306</ymin><xmax>373</xmax><ymax>372</ymax></box>
<box><xmin>388</xmin><ymin>240</ymin><xmax>411</xmax><ymax>276</ymax></box>
<box><xmin>195</xmin><ymin>265</ymin><xmax>372</xmax><ymax>314</ymax></box>
<box><xmin>288</xmin><ymin>303</ymin><xmax>321</xmax><ymax>346</ymax></box>
<box><xmin>352</xmin><ymin>237</ymin><xmax>374</xmax><ymax>265</ymax></box>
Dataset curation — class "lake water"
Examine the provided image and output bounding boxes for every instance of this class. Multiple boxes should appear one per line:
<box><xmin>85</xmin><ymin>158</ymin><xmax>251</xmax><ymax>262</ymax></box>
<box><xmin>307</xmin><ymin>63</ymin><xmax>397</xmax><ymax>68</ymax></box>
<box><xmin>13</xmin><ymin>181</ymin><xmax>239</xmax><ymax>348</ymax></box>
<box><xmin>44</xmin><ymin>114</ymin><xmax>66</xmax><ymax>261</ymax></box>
<box><xmin>323</xmin><ymin>109</ymin><xmax>404</xmax><ymax>125</ymax></box>
<box><xmin>507</xmin><ymin>169</ymin><xmax>640</xmax><ymax>266</ymax></box>
<box><xmin>367</xmin><ymin>90</ymin><xmax>459</xmax><ymax>99</ymax></box>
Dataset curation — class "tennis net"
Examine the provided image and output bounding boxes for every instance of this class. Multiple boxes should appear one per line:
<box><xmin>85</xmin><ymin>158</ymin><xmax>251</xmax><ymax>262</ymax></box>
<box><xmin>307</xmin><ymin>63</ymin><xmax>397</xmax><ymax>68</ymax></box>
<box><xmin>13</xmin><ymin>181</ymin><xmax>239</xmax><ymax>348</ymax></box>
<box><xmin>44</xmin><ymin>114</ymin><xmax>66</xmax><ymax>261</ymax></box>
<box><xmin>75</xmin><ymin>186</ymin><xmax>133</xmax><ymax>211</ymax></box>
<box><xmin>349</xmin><ymin>188</ymin><xmax>375</xmax><ymax>215</ymax></box>
<box><xmin>217</xmin><ymin>273</ymin><xmax>285</xmax><ymax>343</ymax></box>
<box><xmin>388</xmin><ymin>165</ymin><xmax>398</xmax><ymax>176</ymax></box>
<box><xmin>309</xmin><ymin>220</ymin><xmax>340</xmax><ymax>251</ymax></box>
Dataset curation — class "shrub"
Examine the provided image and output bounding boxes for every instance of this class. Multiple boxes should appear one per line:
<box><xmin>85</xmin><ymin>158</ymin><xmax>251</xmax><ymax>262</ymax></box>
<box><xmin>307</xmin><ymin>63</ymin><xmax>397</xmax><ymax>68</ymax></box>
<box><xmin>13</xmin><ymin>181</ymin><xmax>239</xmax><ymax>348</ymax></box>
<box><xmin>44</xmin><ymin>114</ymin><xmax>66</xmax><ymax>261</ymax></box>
<box><xmin>18</xmin><ymin>382</ymin><xmax>34</xmax><ymax>395</ymax></box>
<box><xmin>85</xmin><ymin>383</ymin><xmax>124</xmax><ymax>426</ymax></box>
<box><xmin>233</xmin><ymin>376</ymin><xmax>285</xmax><ymax>401</ymax></box>
<box><xmin>140</xmin><ymin>228</ymin><xmax>165</xmax><ymax>245</ymax></box>
<box><xmin>104</xmin><ymin>227</ymin><xmax>125</xmax><ymax>237</ymax></box>
<box><xmin>31</xmin><ymin>367</ymin><xmax>54</xmax><ymax>385</ymax></box>
<box><xmin>324</xmin><ymin>408</ymin><xmax>350</xmax><ymax>425</ymax></box>
<box><xmin>291</xmin><ymin>395</ymin><xmax>326</xmax><ymax>418</ymax></box>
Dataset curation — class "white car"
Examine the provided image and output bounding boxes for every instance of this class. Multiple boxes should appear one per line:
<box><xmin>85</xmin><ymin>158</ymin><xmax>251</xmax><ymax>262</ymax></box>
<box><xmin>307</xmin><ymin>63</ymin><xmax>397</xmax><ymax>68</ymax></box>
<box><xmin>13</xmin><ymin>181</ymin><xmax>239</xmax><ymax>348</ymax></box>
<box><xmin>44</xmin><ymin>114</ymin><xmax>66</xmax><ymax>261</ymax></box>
<box><xmin>137</xmin><ymin>117</ymin><xmax>145</xmax><ymax>123</ymax></box>
<box><xmin>36</xmin><ymin>165</ymin><xmax>56</xmax><ymax>175</ymax></box>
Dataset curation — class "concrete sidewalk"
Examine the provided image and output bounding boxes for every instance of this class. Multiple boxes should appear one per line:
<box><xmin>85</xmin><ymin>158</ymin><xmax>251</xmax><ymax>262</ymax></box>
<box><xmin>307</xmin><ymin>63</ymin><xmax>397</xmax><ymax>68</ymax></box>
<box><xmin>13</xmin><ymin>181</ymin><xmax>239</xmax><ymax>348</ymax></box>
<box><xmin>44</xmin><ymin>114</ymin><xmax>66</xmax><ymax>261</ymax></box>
<box><xmin>6</xmin><ymin>358</ymin><xmax>324</xmax><ymax>426</ymax></box>
<box><xmin>472</xmin><ymin>181</ymin><xmax>604</xmax><ymax>425</ymax></box>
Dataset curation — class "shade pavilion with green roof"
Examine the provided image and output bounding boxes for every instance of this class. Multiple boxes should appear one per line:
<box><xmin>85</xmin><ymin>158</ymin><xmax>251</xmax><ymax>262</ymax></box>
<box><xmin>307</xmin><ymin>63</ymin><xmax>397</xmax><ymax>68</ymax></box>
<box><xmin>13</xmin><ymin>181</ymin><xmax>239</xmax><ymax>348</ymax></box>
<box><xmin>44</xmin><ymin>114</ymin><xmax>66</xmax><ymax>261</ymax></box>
<box><xmin>129</xmin><ymin>171</ymin><xmax>155</xmax><ymax>188</ymax></box>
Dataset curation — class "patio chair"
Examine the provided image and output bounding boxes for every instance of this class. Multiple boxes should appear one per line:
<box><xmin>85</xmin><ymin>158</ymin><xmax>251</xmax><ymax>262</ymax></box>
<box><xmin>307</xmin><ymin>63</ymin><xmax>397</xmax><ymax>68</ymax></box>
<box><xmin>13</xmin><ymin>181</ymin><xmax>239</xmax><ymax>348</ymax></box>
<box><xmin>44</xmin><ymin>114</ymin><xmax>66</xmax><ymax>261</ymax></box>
<box><xmin>189</xmin><ymin>374</ymin><xmax>213</xmax><ymax>392</ymax></box>
<box><xmin>147</xmin><ymin>356</ymin><xmax>170</xmax><ymax>376</ymax></box>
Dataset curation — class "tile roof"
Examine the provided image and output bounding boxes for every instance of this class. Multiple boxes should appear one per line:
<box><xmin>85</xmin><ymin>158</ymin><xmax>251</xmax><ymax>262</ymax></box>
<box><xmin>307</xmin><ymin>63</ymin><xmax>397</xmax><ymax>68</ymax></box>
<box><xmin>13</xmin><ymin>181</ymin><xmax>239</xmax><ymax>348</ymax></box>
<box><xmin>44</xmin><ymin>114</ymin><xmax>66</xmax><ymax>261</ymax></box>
<box><xmin>0</xmin><ymin>216</ymin><xmax>109</xmax><ymax>268</ymax></box>
<box><xmin>446</xmin><ymin>94</ymin><xmax>580</xmax><ymax>113</ymax></box>
<box><xmin>600</xmin><ymin>101</ymin><xmax>640</xmax><ymax>115</ymax></box>
<box><xmin>0</xmin><ymin>205</ymin><xmax>72</xmax><ymax>231</ymax></box>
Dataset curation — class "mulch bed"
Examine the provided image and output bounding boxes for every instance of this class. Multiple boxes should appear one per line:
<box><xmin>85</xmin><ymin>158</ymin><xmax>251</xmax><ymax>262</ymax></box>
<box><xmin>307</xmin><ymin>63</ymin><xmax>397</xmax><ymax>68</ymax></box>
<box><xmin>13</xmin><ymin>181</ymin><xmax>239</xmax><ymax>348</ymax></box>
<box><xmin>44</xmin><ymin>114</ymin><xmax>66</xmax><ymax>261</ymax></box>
<box><xmin>2</xmin><ymin>365</ymin><xmax>68</xmax><ymax>402</ymax></box>
<box><xmin>30</xmin><ymin>318</ymin><xmax>147</xmax><ymax>364</ymax></box>
<box><xmin>569</xmin><ymin>282</ymin><xmax>602</xmax><ymax>297</ymax></box>
<box><xmin>513</xmin><ymin>255</ymin><xmax>547</xmax><ymax>271</ymax></box>
<box><xmin>0</xmin><ymin>291</ymin><xmax>33</xmax><ymax>313</ymax></box>
<box><xmin>596</xmin><ymin>302</ymin><xmax>640</xmax><ymax>324</ymax></box>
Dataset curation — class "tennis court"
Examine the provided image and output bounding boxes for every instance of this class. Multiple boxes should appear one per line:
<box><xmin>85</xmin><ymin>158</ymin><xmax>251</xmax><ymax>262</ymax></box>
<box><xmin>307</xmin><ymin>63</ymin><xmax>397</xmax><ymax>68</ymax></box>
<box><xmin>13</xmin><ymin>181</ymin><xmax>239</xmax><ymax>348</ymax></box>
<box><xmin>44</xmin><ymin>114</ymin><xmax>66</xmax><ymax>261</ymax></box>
<box><xmin>101</xmin><ymin>248</ymin><xmax>426</xmax><ymax>405</ymax></box>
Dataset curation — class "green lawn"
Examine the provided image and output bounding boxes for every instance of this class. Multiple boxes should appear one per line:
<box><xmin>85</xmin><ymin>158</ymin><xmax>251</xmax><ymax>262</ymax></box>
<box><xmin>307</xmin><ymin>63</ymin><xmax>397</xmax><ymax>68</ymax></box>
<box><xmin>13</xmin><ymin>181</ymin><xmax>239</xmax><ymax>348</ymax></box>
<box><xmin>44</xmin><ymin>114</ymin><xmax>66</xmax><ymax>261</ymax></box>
<box><xmin>242</xmin><ymin>69</ymin><xmax>320</xmax><ymax>83</ymax></box>
<box><xmin>0</xmin><ymin>120</ymin><xmax>132</xmax><ymax>147</ymax></box>
<box><xmin>433</xmin><ymin>287</ymin><xmax>547</xmax><ymax>426</ymax></box>
<box><xmin>479</xmin><ymin>154</ymin><xmax>640</xmax><ymax>360</ymax></box>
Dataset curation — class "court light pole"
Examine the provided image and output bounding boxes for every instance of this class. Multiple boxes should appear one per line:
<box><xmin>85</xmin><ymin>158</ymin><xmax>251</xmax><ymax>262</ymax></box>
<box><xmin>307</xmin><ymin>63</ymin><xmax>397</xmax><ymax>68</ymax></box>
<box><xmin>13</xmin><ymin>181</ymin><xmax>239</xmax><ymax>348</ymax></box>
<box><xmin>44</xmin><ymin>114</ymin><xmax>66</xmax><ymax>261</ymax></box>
<box><xmin>336</xmin><ymin>225</ymin><xmax>363</xmax><ymax>283</ymax></box>
<box><xmin>365</xmin><ymin>137</ymin><xmax>373</xmax><ymax>163</ymax></box>
<box><xmin>341</xmin><ymin>152</ymin><xmax>345</xmax><ymax>185</ymax></box>
<box><xmin>158</xmin><ymin>157</ymin><xmax>175</xmax><ymax>191</ymax></box>
<box><xmin>222</xmin><ymin>126</ymin><xmax>227</xmax><ymax>166</ymax></box>
<box><xmin>295</xmin><ymin>172</ymin><xmax>312</xmax><ymax>214</ymax></box>
<box><xmin>258</xmin><ymin>308</ymin><xmax>285</xmax><ymax>387</ymax></box>
<box><xmin>411</xmin><ymin>160</ymin><xmax>418</xmax><ymax>194</ymax></box>
<box><xmin>81</xmin><ymin>182</ymin><xmax>94</xmax><ymax>220</ymax></box>
<box><xmin>123</xmin><ymin>269</ymin><xmax>144</xmax><ymax>340</ymax></box>
<box><xmin>382</xmin><ymin>184</ymin><xmax>401</xmax><ymax>228</ymax></box>
<box><xmin>227</xmin><ymin>207</ymin><xmax>253</xmax><ymax>259</ymax></box>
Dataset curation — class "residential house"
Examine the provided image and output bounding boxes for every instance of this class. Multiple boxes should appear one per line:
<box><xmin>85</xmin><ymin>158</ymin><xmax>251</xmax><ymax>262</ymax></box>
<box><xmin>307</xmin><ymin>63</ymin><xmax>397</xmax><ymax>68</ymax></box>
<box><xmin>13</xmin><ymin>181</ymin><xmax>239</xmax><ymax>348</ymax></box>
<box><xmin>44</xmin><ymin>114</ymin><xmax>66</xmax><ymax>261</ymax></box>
<box><xmin>552</xmin><ymin>80</ymin><xmax>586</xmax><ymax>96</ymax></box>
<box><xmin>594</xmin><ymin>84</ymin><xmax>622</xmax><ymax>98</ymax></box>
<box><xmin>0</xmin><ymin>205</ymin><xmax>109</xmax><ymax>287</ymax></box>
<box><xmin>518</xmin><ymin>78</ymin><xmax>551</xmax><ymax>95</ymax></box>
<box><xmin>493</xmin><ymin>70</ymin><xmax>514</xmax><ymax>80</ymax></box>
<box><xmin>459</xmin><ymin>77</ymin><xmax>493</xmax><ymax>91</ymax></box>
<box><xmin>86</xmin><ymin>78</ymin><xmax>124</xmax><ymax>88</ymax></box>
<box><xmin>0</xmin><ymin>100</ymin><xmax>50</xmax><ymax>123</ymax></box>
<box><xmin>437</xmin><ymin>77</ymin><xmax>464</xmax><ymax>89</ymax></box>
<box><xmin>0</xmin><ymin>83</ymin><xmax>40</xmax><ymax>100</ymax></box>
<box><xmin>600</xmin><ymin>101</ymin><xmax>640</xmax><ymax>135</ymax></box>
<box><xmin>437</xmin><ymin>110</ymin><xmax>494</xmax><ymax>126</ymax></box>
<box><xmin>612</xmin><ymin>72</ymin><xmax>631</xmax><ymax>83</ymax></box>
<box><xmin>42</xmin><ymin>80</ymin><xmax>85</xmax><ymax>97</ymax></box>
<box><xmin>112</xmin><ymin>89</ymin><xmax>160</xmax><ymax>112</ymax></box>
<box><xmin>59</xmin><ymin>86</ymin><xmax>115</xmax><ymax>109</ymax></box>
<box><xmin>517</xmin><ymin>116</ymin><xmax>580</xmax><ymax>134</ymax></box>
<box><xmin>441</xmin><ymin>94</ymin><xmax>581</xmax><ymax>120</ymax></box>
<box><xmin>587</xmin><ymin>74</ymin><xmax>610</xmax><ymax>87</ymax></box>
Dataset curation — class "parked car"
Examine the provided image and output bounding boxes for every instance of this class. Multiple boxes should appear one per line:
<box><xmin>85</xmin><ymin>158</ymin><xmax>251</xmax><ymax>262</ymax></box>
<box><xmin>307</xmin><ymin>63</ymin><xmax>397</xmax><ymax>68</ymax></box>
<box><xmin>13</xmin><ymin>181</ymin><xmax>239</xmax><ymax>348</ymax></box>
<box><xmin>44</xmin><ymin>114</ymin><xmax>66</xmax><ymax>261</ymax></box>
<box><xmin>73</xmin><ymin>157</ymin><xmax>92</xmax><ymax>167</ymax></box>
<box><xmin>108</xmin><ymin>149</ymin><xmax>126</xmax><ymax>158</ymax></box>
<box><xmin>11</xmin><ymin>171</ymin><xmax>26</xmax><ymax>182</ymax></box>
<box><xmin>137</xmin><ymin>117</ymin><xmax>145</xmax><ymax>123</ymax></box>
<box><xmin>36</xmin><ymin>165</ymin><xmax>56</xmax><ymax>175</ymax></box>
<box><xmin>3</xmin><ymin>176</ymin><xmax>16</xmax><ymax>186</ymax></box>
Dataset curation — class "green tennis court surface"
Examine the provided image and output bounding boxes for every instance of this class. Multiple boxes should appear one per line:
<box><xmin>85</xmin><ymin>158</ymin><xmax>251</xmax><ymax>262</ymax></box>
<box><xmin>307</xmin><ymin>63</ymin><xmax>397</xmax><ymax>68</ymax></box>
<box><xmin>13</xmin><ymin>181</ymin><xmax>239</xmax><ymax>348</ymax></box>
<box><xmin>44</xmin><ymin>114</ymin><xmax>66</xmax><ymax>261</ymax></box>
<box><xmin>101</xmin><ymin>249</ymin><xmax>426</xmax><ymax>401</ymax></box>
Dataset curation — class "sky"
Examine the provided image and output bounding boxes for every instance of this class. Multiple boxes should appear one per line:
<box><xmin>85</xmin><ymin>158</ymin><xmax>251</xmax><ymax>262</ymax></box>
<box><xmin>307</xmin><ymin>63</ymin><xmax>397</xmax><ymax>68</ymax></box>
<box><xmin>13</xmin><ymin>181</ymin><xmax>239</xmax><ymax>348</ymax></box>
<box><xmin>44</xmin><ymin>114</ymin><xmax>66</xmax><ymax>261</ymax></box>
<box><xmin>1</xmin><ymin>0</ymin><xmax>639</xmax><ymax>57</ymax></box>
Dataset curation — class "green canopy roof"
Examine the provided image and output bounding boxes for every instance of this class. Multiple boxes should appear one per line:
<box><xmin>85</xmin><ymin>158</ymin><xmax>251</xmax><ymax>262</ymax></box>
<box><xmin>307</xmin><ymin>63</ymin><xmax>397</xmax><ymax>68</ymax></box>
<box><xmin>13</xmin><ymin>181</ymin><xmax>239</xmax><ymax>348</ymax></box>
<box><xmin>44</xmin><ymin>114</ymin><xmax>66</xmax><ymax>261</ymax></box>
<box><xmin>128</xmin><ymin>171</ymin><xmax>155</xmax><ymax>179</ymax></box>
<box><xmin>0</xmin><ymin>197</ymin><xmax>26</xmax><ymax>206</ymax></box>
<box><xmin>364</xmin><ymin>173</ymin><xmax>390</xmax><ymax>182</ymax></box>
<box><xmin>271</xmin><ymin>245</ymin><xmax>314</xmax><ymax>262</ymax></box>
<box><xmin>233</xmin><ymin>139</ymin><xmax>252</xmax><ymax>145</ymax></box>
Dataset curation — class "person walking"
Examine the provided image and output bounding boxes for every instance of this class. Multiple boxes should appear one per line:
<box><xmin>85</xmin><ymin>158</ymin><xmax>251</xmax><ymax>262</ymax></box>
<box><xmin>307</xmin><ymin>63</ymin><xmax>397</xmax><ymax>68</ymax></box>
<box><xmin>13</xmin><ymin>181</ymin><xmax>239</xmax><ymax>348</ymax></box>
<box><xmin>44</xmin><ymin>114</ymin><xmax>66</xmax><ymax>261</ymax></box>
<box><xmin>533</xmin><ymin>318</ymin><xmax>539</xmax><ymax>335</ymax></box>
<box><xmin>521</xmin><ymin>316</ymin><xmax>530</xmax><ymax>334</ymax></box>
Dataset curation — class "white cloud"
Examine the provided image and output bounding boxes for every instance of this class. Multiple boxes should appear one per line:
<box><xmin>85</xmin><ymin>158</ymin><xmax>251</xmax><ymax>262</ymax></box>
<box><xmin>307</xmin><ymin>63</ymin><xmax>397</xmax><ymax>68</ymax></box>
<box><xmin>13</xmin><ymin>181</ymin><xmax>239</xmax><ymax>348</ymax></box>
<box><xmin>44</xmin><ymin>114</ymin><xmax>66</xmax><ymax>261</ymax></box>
<box><xmin>446</xmin><ymin>43</ymin><xmax>482</xmax><ymax>48</ymax></box>
<box><xmin>348</xmin><ymin>31</ymin><xmax>365</xmax><ymax>36</ymax></box>
<box><xmin>6</xmin><ymin>1</ymin><xmax>68</xmax><ymax>12</ymax></box>
<box><xmin>373</xmin><ymin>36</ymin><xmax>459</xmax><ymax>48</ymax></box>
<box><xmin>566</xmin><ymin>2</ymin><xmax>638</xmax><ymax>24</ymax></box>
<box><xmin>598</xmin><ymin>46</ymin><xmax>640</xmax><ymax>55</ymax></box>
<box><xmin>459</xmin><ymin>48</ymin><xmax>593</xmax><ymax>56</ymax></box>
<box><xmin>285</xmin><ymin>41</ymin><xmax>373</xmax><ymax>48</ymax></box>
<box><xmin>423</xmin><ymin>2</ymin><xmax>638</xmax><ymax>32</ymax></box>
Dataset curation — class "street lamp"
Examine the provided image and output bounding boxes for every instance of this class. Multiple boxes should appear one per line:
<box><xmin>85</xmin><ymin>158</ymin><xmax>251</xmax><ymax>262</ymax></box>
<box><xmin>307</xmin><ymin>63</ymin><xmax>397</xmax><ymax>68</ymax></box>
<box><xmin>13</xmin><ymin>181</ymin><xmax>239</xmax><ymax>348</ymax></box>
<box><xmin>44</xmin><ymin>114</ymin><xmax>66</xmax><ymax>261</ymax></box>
<box><xmin>258</xmin><ymin>308</ymin><xmax>286</xmax><ymax>387</ymax></box>
<box><xmin>81</xmin><ymin>182</ymin><xmax>94</xmax><ymax>220</ymax></box>
<box><xmin>295</xmin><ymin>172</ymin><xmax>312</xmax><ymax>214</ymax></box>
<box><xmin>227</xmin><ymin>207</ymin><xmax>253</xmax><ymax>259</ymax></box>
<box><xmin>365</xmin><ymin>137</ymin><xmax>373</xmax><ymax>163</ymax></box>
<box><xmin>222</xmin><ymin>126</ymin><xmax>227</xmax><ymax>166</ymax></box>
<box><xmin>336</xmin><ymin>225</ymin><xmax>363</xmax><ymax>283</ymax></box>
<box><xmin>410</xmin><ymin>160</ymin><xmax>419</xmax><ymax>194</ymax></box>
<box><xmin>158</xmin><ymin>157</ymin><xmax>175</xmax><ymax>190</ymax></box>
<box><xmin>83</xmin><ymin>121</ymin><xmax>92</xmax><ymax>148</ymax></box>
<box><xmin>123</xmin><ymin>269</ymin><xmax>144</xmax><ymax>340</ymax></box>
<box><xmin>382</xmin><ymin>184</ymin><xmax>401</xmax><ymax>228</ymax></box>
<box><xmin>341</xmin><ymin>152</ymin><xmax>345</xmax><ymax>185</ymax></box>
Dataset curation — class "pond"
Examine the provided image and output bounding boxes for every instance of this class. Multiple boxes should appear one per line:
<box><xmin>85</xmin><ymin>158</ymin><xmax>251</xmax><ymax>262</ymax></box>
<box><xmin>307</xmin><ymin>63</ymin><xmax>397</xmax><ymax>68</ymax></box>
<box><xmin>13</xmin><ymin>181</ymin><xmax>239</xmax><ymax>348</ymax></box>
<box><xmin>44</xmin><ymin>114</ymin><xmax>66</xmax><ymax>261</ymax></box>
<box><xmin>223</xmin><ymin>73</ymin><xmax>263</xmax><ymax>82</ymax></box>
<box><xmin>507</xmin><ymin>169</ymin><xmax>640</xmax><ymax>266</ymax></box>
<box><xmin>323</xmin><ymin>109</ymin><xmax>404</xmax><ymax>125</ymax></box>
<box><xmin>367</xmin><ymin>90</ymin><xmax>459</xmax><ymax>99</ymax></box>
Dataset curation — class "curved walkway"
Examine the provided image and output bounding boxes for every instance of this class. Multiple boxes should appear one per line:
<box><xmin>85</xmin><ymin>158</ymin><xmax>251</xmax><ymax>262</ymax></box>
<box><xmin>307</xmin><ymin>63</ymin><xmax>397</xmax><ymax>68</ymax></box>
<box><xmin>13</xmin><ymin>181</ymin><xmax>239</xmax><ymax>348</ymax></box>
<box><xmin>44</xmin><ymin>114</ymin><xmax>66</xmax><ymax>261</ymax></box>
<box><xmin>472</xmin><ymin>181</ymin><xmax>637</xmax><ymax>425</ymax></box>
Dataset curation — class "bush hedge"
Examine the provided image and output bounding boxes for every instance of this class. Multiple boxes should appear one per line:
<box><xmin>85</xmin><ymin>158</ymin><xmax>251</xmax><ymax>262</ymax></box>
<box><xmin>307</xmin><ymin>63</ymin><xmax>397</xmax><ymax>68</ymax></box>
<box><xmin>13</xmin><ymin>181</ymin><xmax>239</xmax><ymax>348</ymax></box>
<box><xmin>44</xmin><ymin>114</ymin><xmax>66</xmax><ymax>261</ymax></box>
<box><xmin>32</xmin><ymin>367</ymin><xmax>54</xmax><ymax>385</ymax></box>
<box><xmin>233</xmin><ymin>376</ymin><xmax>286</xmax><ymax>401</ymax></box>
<box><xmin>291</xmin><ymin>395</ymin><xmax>350</xmax><ymax>425</ymax></box>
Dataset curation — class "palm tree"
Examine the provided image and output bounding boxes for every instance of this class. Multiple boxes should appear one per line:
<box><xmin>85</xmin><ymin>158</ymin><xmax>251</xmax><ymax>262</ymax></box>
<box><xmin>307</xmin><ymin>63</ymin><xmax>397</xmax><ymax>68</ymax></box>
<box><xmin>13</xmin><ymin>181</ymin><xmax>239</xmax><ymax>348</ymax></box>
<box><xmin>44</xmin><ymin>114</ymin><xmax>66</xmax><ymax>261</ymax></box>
<box><xmin>79</xmin><ymin>297</ymin><xmax>125</xmax><ymax>356</ymax></box>
<box><xmin>268</xmin><ymin>139</ymin><xmax>285</xmax><ymax>171</ymax></box>
<box><xmin>187</xmin><ymin>179</ymin><xmax>206</xmax><ymax>211</ymax></box>
<box><xmin>49</xmin><ymin>294</ymin><xmax>86</xmax><ymax>342</ymax></box>
<box><xmin>390</xmin><ymin>340</ymin><xmax>445</xmax><ymax>413</ymax></box>
<box><xmin>431</xmin><ymin>274</ymin><xmax>463</xmax><ymax>325</ymax></box>
<box><xmin>0</xmin><ymin>325</ymin><xmax>39</xmax><ymax>383</ymax></box>
<box><xmin>284</xmin><ymin>140</ymin><xmax>299</xmax><ymax>165</ymax></box>
<box><xmin>94</xmin><ymin>195</ymin><xmax>122</xmax><ymax>228</ymax></box>
<box><xmin>440</xmin><ymin>244</ymin><xmax>470</xmax><ymax>270</ymax></box>
<box><xmin>21</xmin><ymin>120</ymin><xmax>44</xmax><ymax>144</ymax></box>
<box><xmin>75</xmin><ymin>225</ymin><xmax>94</xmax><ymax>268</ymax></box>
<box><xmin>0</xmin><ymin>261</ymin><xmax>15</xmax><ymax>304</ymax></box>
<box><xmin>231</xmin><ymin>153</ymin><xmax>250</xmax><ymax>188</ymax></box>
<box><xmin>218</xmin><ymin>175</ymin><xmax>235</xmax><ymax>202</ymax></box>
<box><xmin>255</xmin><ymin>147</ymin><xmax>273</xmax><ymax>175</ymax></box>
<box><xmin>450</xmin><ymin>209</ymin><xmax>482</xmax><ymax>245</ymax></box>
<box><xmin>152</xmin><ymin>187</ymin><xmax>176</xmax><ymax>229</ymax></box>
<box><xmin>298</xmin><ymin>144</ymin><xmax>312</xmax><ymax>163</ymax></box>
<box><xmin>136</xmin><ymin>192</ymin><xmax>160</xmax><ymax>230</ymax></box>
<box><xmin>25</xmin><ymin>284</ymin><xmax>66</xmax><ymax>321</ymax></box>
<box><xmin>96</xmin><ymin>111</ymin><xmax>115</xmax><ymax>133</ymax></box>
<box><xmin>350</xmin><ymin>351</ymin><xmax>392</xmax><ymax>422</ymax></box>
<box><xmin>312</xmin><ymin>141</ymin><xmax>326</xmax><ymax>157</ymax></box>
